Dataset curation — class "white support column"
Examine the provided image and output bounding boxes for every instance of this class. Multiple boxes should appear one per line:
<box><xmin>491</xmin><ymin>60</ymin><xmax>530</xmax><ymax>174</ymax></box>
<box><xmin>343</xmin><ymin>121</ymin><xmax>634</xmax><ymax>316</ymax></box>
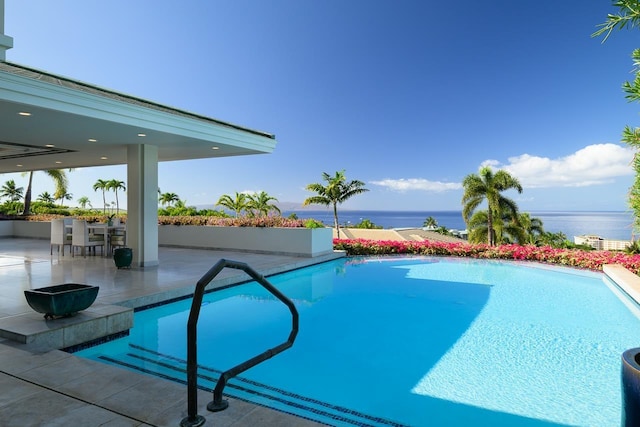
<box><xmin>0</xmin><ymin>0</ymin><xmax>14</xmax><ymax>61</ymax></box>
<box><xmin>127</xmin><ymin>144</ymin><xmax>159</xmax><ymax>267</ymax></box>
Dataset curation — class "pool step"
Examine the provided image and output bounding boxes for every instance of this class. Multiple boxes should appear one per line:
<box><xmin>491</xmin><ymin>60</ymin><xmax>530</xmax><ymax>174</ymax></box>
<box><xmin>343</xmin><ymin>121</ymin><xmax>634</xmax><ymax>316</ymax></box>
<box><xmin>98</xmin><ymin>344</ymin><xmax>407</xmax><ymax>427</ymax></box>
<box><xmin>0</xmin><ymin>303</ymin><xmax>133</xmax><ymax>349</ymax></box>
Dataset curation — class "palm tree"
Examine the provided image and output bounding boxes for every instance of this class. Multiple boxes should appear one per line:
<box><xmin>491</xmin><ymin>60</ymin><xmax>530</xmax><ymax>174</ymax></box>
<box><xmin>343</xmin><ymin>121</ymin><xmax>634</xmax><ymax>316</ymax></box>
<box><xmin>107</xmin><ymin>179</ymin><xmax>126</xmax><ymax>214</ymax></box>
<box><xmin>22</xmin><ymin>169</ymin><xmax>68</xmax><ymax>215</ymax></box>
<box><xmin>77</xmin><ymin>196</ymin><xmax>92</xmax><ymax>209</ymax></box>
<box><xmin>462</xmin><ymin>166</ymin><xmax>523</xmax><ymax>246</ymax></box>
<box><xmin>517</xmin><ymin>212</ymin><xmax>545</xmax><ymax>245</ymax></box>
<box><xmin>434</xmin><ymin>225</ymin><xmax>452</xmax><ymax>236</ymax></box>
<box><xmin>467</xmin><ymin>209</ymin><xmax>524</xmax><ymax>244</ymax></box>
<box><xmin>0</xmin><ymin>179</ymin><xmax>24</xmax><ymax>202</ymax></box>
<box><xmin>468</xmin><ymin>210</ymin><xmax>544</xmax><ymax>245</ymax></box>
<box><xmin>37</xmin><ymin>191</ymin><xmax>55</xmax><ymax>204</ymax></box>
<box><xmin>54</xmin><ymin>188</ymin><xmax>72</xmax><ymax>207</ymax></box>
<box><xmin>93</xmin><ymin>179</ymin><xmax>109</xmax><ymax>214</ymax></box>
<box><xmin>216</xmin><ymin>192</ymin><xmax>248</xmax><ymax>217</ymax></box>
<box><xmin>246</xmin><ymin>191</ymin><xmax>280</xmax><ymax>217</ymax></box>
<box><xmin>303</xmin><ymin>170</ymin><xmax>369</xmax><ymax>238</ymax></box>
<box><xmin>423</xmin><ymin>216</ymin><xmax>438</xmax><ymax>229</ymax></box>
<box><xmin>159</xmin><ymin>192</ymin><xmax>180</xmax><ymax>207</ymax></box>
<box><xmin>538</xmin><ymin>231</ymin><xmax>569</xmax><ymax>248</ymax></box>
<box><xmin>468</xmin><ymin>210</ymin><xmax>495</xmax><ymax>244</ymax></box>
<box><xmin>594</xmin><ymin>6</ymin><xmax>640</xmax><ymax>233</ymax></box>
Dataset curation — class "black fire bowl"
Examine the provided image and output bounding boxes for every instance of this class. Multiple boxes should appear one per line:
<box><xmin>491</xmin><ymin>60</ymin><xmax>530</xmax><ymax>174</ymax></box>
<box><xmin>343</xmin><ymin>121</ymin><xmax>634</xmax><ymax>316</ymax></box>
<box><xmin>24</xmin><ymin>283</ymin><xmax>99</xmax><ymax>320</ymax></box>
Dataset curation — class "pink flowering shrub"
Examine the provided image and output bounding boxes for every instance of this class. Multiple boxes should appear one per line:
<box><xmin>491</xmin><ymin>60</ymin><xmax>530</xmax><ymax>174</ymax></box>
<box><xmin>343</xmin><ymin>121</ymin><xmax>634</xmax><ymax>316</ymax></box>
<box><xmin>26</xmin><ymin>214</ymin><xmax>308</xmax><ymax>228</ymax></box>
<box><xmin>333</xmin><ymin>239</ymin><xmax>640</xmax><ymax>274</ymax></box>
<box><xmin>158</xmin><ymin>215</ymin><xmax>306</xmax><ymax>227</ymax></box>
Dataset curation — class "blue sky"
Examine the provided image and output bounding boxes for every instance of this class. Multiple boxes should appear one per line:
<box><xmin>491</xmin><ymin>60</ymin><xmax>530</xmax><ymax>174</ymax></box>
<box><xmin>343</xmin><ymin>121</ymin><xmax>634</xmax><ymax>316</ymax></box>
<box><xmin>4</xmin><ymin>1</ymin><xmax>640</xmax><ymax>211</ymax></box>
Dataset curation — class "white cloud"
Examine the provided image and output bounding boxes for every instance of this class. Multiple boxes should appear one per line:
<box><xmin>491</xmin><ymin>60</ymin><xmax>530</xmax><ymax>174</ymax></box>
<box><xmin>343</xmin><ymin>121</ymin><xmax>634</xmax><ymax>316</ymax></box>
<box><xmin>370</xmin><ymin>178</ymin><xmax>462</xmax><ymax>192</ymax></box>
<box><xmin>480</xmin><ymin>159</ymin><xmax>501</xmax><ymax>168</ymax></box>
<box><xmin>371</xmin><ymin>144</ymin><xmax>634</xmax><ymax>195</ymax></box>
<box><xmin>488</xmin><ymin>143</ymin><xmax>634</xmax><ymax>188</ymax></box>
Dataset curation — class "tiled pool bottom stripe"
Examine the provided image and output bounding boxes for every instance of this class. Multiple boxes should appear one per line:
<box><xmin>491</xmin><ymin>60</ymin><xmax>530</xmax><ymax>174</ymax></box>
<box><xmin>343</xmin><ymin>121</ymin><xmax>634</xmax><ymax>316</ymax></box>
<box><xmin>99</xmin><ymin>344</ymin><xmax>407</xmax><ymax>427</ymax></box>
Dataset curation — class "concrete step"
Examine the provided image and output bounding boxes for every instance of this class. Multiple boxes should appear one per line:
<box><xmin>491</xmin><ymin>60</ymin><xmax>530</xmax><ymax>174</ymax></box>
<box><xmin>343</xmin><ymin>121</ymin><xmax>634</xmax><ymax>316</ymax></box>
<box><xmin>0</xmin><ymin>304</ymin><xmax>132</xmax><ymax>349</ymax></box>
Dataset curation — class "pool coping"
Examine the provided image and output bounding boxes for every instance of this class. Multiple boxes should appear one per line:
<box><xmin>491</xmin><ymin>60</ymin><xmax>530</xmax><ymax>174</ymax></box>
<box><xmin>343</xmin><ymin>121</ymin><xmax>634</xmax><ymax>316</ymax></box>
<box><xmin>0</xmin><ymin>304</ymin><xmax>133</xmax><ymax>348</ymax></box>
<box><xmin>603</xmin><ymin>264</ymin><xmax>640</xmax><ymax>305</ymax></box>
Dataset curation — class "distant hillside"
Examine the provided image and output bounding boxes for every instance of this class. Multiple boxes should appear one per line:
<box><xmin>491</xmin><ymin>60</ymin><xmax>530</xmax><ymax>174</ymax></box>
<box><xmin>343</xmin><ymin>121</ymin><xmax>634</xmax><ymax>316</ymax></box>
<box><xmin>276</xmin><ymin>202</ymin><xmax>331</xmax><ymax>211</ymax></box>
<box><xmin>194</xmin><ymin>201</ymin><xmax>331</xmax><ymax>212</ymax></box>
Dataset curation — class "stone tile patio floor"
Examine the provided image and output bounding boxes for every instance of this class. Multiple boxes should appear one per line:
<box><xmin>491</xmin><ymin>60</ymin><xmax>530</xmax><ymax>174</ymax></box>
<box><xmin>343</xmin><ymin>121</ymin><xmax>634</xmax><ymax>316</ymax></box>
<box><xmin>0</xmin><ymin>237</ymin><xmax>341</xmax><ymax>426</ymax></box>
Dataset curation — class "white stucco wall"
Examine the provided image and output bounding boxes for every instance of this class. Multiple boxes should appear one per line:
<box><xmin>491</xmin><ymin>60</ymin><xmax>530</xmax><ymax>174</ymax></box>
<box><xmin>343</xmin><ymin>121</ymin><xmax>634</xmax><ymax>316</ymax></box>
<box><xmin>1</xmin><ymin>221</ymin><xmax>334</xmax><ymax>257</ymax></box>
<box><xmin>11</xmin><ymin>220</ymin><xmax>50</xmax><ymax>238</ymax></box>
<box><xmin>0</xmin><ymin>220</ymin><xmax>50</xmax><ymax>238</ymax></box>
<box><xmin>0</xmin><ymin>220</ymin><xmax>13</xmax><ymax>236</ymax></box>
<box><xmin>158</xmin><ymin>225</ymin><xmax>333</xmax><ymax>257</ymax></box>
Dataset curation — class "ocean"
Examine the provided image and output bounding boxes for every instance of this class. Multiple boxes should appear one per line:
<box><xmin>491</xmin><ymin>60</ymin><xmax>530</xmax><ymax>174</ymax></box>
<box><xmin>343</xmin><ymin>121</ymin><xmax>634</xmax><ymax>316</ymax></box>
<box><xmin>282</xmin><ymin>210</ymin><xmax>636</xmax><ymax>241</ymax></box>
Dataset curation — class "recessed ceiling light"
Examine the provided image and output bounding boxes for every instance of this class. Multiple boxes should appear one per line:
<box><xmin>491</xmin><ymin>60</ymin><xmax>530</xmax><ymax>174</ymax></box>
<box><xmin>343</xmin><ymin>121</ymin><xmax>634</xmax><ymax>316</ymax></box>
<box><xmin>100</xmin><ymin>156</ymin><xmax>108</xmax><ymax>160</ymax></box>
<box><xmin>16</xmin><ymin>164</ymin><xmax>22</xmax><ymax>167</ymax></box>
<box><xmin>18</xmin><ymin>112</ymin><xmax>31</xmax><ymax>116</ymax></box>
<box><xmin>88</xmin><ymin>138</ymin><xmax>97</xmax><ymax>142</ymax></box>
<box><xmin>55</xmin><ymin>161</ymin><xmax>62</xmax><ymax>164</ymax></box>
<box><xmin>137</xmin><ymin>133</ymin><xmax>146</xmax><ymax>137</ymax></box>
<box><xmin>212</xmin><ymin>146</ymin><xmax>219</xmax><ymax>150</ymax></box>
<box><xmin>45</xmin><ymin>144</ymin><xmax>55</xmax><ymax>148</ymax></box>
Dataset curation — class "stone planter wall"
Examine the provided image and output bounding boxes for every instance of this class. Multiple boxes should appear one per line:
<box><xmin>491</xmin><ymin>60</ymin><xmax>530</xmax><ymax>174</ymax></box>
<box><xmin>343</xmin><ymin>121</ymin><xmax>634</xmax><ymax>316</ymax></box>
<box><xmin>12</xmin><ymin>220</ymin><xmax>50</xmax><ymax>239</ymax></box>
<box><xmin>0</xmin><ymin>220</ymin><xmax>50</xmax><ymax>238</ymax></box>
<box><xmin>1</xmin><ymin>221</ymin><xmax>335</xmax><ymax>258</ymax></box>
<box><xmin>158</xmin><ymin>225</ymin><xmax>333</xmax><ymax>257</ymax></box>
<box><xmin>0</xmin><ymin>221</ymin><xmax>14</xmax><ymax>237</ymax></box>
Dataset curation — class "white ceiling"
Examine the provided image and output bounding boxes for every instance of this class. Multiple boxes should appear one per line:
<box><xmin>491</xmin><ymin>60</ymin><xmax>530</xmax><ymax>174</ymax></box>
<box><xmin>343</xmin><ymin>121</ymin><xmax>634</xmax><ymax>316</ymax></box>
<box><xmin>0</xmin><ymin>61</ymin><xmax>277</xmax><ymax>173</ymax></box>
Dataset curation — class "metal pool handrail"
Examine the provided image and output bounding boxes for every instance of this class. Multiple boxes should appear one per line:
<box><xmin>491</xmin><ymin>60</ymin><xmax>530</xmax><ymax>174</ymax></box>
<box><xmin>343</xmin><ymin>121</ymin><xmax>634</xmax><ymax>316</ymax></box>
<box><xmin>180</xmin><ymin>258</ymin><xmax>299</xmax><ymax>427</ymax></box>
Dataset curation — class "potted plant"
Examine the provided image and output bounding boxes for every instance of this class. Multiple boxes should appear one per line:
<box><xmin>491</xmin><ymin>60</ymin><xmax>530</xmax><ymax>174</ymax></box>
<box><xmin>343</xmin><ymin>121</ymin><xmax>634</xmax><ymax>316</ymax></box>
<box><xmin>113</xmin><ymin>247</ymin><xmax>132</xmax><ymax>269</ymax></box>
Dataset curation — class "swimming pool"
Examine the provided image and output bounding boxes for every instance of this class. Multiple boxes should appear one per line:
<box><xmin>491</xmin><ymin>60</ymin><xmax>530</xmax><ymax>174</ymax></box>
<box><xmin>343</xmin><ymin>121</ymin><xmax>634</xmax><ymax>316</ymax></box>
<box><xmin>75</xmin><ymin>256</ymin><xmax>640</xmax><ymax>426</ymax></box>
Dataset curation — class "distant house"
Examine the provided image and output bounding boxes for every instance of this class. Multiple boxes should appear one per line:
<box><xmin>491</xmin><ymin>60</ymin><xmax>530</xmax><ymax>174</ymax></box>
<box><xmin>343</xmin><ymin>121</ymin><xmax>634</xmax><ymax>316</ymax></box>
<box><xmin>421</xmin><ymin>226</ymin><xmax>468</xmax><ymax>240</ymax></box>
<box><xmin>574</xmin><ymin>235</ymin><xmax>631</xmax><ymax>251</ymax></box>
<box><xmin>450</xmin><ymin>229</ymin><xmax>468</xmax><ymax>240</ymax></box>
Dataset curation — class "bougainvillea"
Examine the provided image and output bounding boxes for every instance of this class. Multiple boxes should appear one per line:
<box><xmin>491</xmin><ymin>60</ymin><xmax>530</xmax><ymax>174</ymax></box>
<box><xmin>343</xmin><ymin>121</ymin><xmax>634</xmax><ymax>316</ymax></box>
<box><xmin>333</xmin><ymin>239</ymin><xmax>640</xmax><ymax>274</ymax></box>
<box><xmin>25</xmin><ymin>214</ymin><xmax>308</xmax><ymax>228</ymax></box>
<box><xmin>159</xmin><ymin>216</ymin><xmax>307</xmax><ymax>227</ymax></box>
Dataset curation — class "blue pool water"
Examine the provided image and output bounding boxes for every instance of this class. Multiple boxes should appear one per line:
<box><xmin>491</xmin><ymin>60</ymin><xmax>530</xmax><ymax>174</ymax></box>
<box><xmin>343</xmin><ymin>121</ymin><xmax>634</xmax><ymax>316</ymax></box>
<box><xmin>75</xmin><ymin>257</ymin><xmax>640</xmax><ymax>426</ymax></box>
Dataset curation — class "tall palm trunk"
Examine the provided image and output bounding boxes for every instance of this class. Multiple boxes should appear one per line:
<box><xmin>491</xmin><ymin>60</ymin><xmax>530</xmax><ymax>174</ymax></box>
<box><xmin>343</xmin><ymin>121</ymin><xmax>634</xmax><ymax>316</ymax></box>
<box><xmin>487</xmin><ymin>208</ymin><xmax>494</xmax><ymax>246</ymax></box>
<box><xmin>21</xmin><ymin>171</ymin><xmax>34</xmax><ymax>216</ymax></box>
<box><xmin>333</xmin><ymin>202</ymin><xmax>340</xmax><ymax>239</ymax></box>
